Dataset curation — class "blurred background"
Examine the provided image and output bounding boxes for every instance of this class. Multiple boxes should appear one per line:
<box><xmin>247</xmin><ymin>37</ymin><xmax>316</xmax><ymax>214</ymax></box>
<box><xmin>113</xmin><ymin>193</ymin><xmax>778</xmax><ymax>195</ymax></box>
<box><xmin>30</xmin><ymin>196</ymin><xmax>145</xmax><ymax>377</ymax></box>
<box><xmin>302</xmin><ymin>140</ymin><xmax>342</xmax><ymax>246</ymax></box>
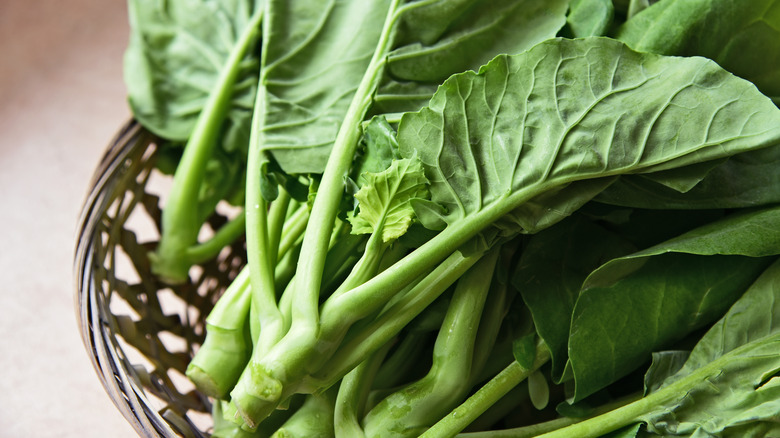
<box><xmin>0</xmin><ymin>0</ymin><xmax>138</xmax><ymax>436</ymax></box>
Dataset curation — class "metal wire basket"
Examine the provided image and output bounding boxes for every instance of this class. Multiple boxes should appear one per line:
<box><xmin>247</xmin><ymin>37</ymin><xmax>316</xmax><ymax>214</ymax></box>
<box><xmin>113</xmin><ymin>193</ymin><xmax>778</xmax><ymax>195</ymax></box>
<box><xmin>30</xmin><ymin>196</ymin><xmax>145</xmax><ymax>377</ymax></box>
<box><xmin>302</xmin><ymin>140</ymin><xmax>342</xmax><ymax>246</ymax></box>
<box><xmin>74</xmin><ymin>121</ymin><xmax>246</xmax><ymax>437</ymax></box>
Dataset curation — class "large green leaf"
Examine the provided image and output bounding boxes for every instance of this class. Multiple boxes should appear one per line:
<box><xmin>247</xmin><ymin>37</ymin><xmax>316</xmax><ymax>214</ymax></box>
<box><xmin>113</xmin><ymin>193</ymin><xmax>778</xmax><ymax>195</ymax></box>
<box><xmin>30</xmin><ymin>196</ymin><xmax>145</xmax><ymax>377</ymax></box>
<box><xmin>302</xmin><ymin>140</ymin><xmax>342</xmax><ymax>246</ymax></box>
<box><xmin>616</xmin><ymin>0</ymin><xmax>780</xmax><ymax>104</ymax></box>
<box><xmin>124</xmin><ymin>0</ymin><xmax>260</xmax><ymax>152</ymax></box>
<box><xmin>385</xmin><ymin>0</ymin><xmax>569</xmax><ymax>81</ymax></box>
<box><xmin>373</xmin><ymin>0</ymin><xmax>569</xmax><ymax>116</ymax></box>
<box><xmin>565</xmin><ymin>0</ymin><xmax>615</xmax><ymax>37</ymax></box>
<box><xmin>567</xmin><ymin>206</ymin><xmax>780</xmax><ymax>400</ymax></box>
<box><xmin>260</xmin><ymin>0</ymin><xmax>571</xmax><ymax>175</ymax></box>
<box><xmin>636</xmin><ymin>258</ymin><xmax>780</xmax><ymax>436</ymax></box>
<box><xmin>258</xmin><ymin>0</ymin><xmax>393</xmax><ymax>174</ymax></box>
<box><xmin>396</xmin><ymin>37</ymin><xmax>780</xmax><ymax>236</ymax></box>
<box><xmin>541</xmin><ymin>259</ymin><xmax>780</xmax><ymax>438</ymax></box>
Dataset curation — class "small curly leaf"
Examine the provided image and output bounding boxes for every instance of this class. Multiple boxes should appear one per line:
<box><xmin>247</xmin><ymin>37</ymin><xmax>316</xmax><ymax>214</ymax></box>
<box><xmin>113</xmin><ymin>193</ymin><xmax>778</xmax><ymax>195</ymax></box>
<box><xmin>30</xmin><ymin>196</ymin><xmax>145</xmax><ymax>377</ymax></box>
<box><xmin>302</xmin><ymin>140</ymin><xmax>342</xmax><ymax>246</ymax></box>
<box><xmin>348</xmin><ymin>157</ymin><xmax>429</xmax><ymax>243</ymax></box>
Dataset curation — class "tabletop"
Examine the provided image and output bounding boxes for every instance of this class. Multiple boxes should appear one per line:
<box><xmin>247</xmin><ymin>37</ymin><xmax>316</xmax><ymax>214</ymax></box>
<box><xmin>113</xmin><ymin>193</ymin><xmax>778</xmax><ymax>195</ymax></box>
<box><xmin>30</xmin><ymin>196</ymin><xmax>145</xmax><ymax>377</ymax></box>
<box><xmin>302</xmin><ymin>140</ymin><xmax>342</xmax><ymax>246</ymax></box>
<box><xmin>1</xmin><ymin>0</ymin><xmax>138</xmax><ymax>436</ymax></box>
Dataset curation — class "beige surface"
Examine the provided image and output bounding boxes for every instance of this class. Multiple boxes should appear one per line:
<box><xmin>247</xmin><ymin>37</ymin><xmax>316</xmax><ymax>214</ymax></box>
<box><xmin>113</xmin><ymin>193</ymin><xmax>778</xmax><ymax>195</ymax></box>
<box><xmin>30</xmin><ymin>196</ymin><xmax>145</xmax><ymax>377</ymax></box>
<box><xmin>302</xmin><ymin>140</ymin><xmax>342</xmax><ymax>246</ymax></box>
<box><xmin>0</xmin><ymin>0</ymin><xmax>138</xmax><ymax>436</ymax></box>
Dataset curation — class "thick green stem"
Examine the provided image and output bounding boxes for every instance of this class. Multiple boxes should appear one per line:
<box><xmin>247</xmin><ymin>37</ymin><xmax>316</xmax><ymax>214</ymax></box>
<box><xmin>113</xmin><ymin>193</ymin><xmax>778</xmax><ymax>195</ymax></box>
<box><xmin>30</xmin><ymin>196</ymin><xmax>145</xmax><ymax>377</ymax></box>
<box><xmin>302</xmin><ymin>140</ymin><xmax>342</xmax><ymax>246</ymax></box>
<box><xmin>277</xmin><ymin>201</ymin><xmax>309</xmax><ymax>260</ymax></box>
<box><xmin>244</xmin><ymin>90</ymin><xmax>284</xmax><ymax>352</ymax></box>
<box><xmin>362</xmin><ymin>250</ymin><xmax>501</xmax><ymax>437</ymax></box>
<box><xmin>312</xmin><ymin>248</ymin><xmax>484</xmax><ymax>388</ymax></box>
<box><xmin>319</xmin><ymin>186</ymin><xmax>548</xmax><ymax>331</ymax></box>
<box><xmin>271</xmin><ymin>390</ymin><xmax>338</xmax><ymax>438</ymax></box>
<box><xmin>186</xmin><ymin>267</ymin><xmax>252</xmax><ymax>399</ymax></box>
<box><xmin>151</xmin><ymin>8</ymin><xmax>264</xmax><ymax>283</ymax></box>
<box><xmin>420</xmin><ymin>342</ymin><xmax>552</xmax><ymax>438</ymax></box>
<box><xmin>231</xmin><ymin>2</ymin><xmax>406</xmax><ymax>426</ymax></box>
<box><xmin>457</xmin><ymin>392</ymin><xmax>643</xmax><ymax>438</ymax></box>
<box><xmin>329</xmin><ymin>231</ymin><xmax>387</xmax><ymax>300</ymax></box>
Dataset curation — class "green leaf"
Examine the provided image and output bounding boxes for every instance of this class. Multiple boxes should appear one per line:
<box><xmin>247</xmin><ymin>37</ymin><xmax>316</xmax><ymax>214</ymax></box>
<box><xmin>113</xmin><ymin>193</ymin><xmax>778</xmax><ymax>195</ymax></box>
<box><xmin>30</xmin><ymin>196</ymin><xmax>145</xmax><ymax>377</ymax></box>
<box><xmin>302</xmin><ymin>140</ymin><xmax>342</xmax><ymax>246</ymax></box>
<box><xmin>603</xmin><ymin>423</ymin><xmax>642</xmax><ymax>438</ymax></box>
<box><xmin>567</xmin><ymin>206</ymin><xmax>780</xmax><ymax>401</ymax></box>
<box><xmin>354</xmin><ymin>117</ymin><xmax>401</xmax><ymax>184</ymax></box>
<box><xmin>387</xmin><ymin>0</ymin><xmax>570</xmax><ymax>83</ymax></box>
<box><xmin>637</xmin><ymin>259</ymin><xmax>780</xmax><ymax>436</ymax></box>
<box><xmin>566</xmin><ymin>0</ymin><xmax>615</xmax><ymax>37</ymax></box>
<box><xmin>642</xmin><ymin>350</ymin><xmax>689</xmax><ymax>396</ymax></box>
<box><xmin>595</xmin><ymin>205</ymin><xmax>780</xmax><ymax>263</ymax></box>
<box><xmin>493</xmin><ymin>177</ymin><xmax>619</xmax><ymax>235</ymax></box>
<box><xmin>260</xmin><ymin>0</ymin><xmax>572</xmax><ymax>175</ymax></box>
<box><xmin>373</xmin><ymin>0</ymin><xmax>570</xmax><ymax>116</ymax></box>
<box><xmin>634</xmin><ymin>157</ymin><xmax>726</xmax><ymax>194</ymax></box>
<box><xmin>616</xmin><ymin>0</ymin><xmax>780</xmax><ymax>103</ymax></box>
<box><xmin>124</xmin><ymin>0</ymin><xmax>260</xmax><ymax>152</ymax></box>
<box><xmin>258</xmin><ymin>0</ymin><xmax>394</xmax><ymax>175</ymax></box>
<box><xmin>396</xmin><ymin>37</ymin><xmax>780</xmax><ymax>235</ymax></box>
<box><xmin>626</xmin><ymin>0</ymin><xmax>652</xmax><ymax>19</ymax></box>
<box><xmin>512</xmin><ymin>332</ymin><xmax>538</xmax><ymax>370</ymax></box>
<box><xmin>348</xmin><ymin>157</ymin><xmax>429</xmax><ymax>243</ymax></box>
<box><xmin>539</xmin><ymin>259</ymin><xmax>780</xmax><ymax>438</ymax></box>
<box><xmin>513</xmin><ymin>215</ymin><xmax>636</xmax><ymax>382</ymax></box>
<box><xmin>597</xmin><ymin>145</ymin><xmax>780</xmax><ymax>209</ymax></box>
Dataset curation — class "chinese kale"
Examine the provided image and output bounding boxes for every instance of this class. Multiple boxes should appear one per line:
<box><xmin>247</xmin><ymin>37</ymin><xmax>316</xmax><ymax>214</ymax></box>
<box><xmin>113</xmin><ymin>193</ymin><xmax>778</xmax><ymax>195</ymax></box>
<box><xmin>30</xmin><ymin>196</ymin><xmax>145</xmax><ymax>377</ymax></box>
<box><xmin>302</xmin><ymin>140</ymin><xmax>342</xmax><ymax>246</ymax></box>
<box><xmin>122</xmin><ymin>0</ymin><xmax>780</xmax><ymax>436</ymax></box>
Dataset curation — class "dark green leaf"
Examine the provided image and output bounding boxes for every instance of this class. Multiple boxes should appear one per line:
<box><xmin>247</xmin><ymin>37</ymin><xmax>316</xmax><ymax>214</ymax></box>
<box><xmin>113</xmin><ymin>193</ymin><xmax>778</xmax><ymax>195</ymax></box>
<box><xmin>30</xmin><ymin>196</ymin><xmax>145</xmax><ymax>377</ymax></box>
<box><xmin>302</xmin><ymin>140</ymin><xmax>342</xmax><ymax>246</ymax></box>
<box><xmin>512</xmin><ymin>332</ymin><xmax>537</xmax><ymax>370</ymax></box>
<box><xmin>513</xmin><ymin>215</ymin><xmax>636</xmax><ymax>382</ymax></box>
<box><xmin>596</xmin><ymin>145</ymin><xmax>780</xmax><ymax>209</ymax></box>
<box><xmin>642</xmin><ymin>350</ymin><xmax>689</xmax><ymax>395</ymax></box>
<box><xmin>616</xmin><ymin>0</ymin><xmax>780</xmax><ymax>103</ymax></box>
<box><xmin>568</xmin><ymin>206</ymin><xmax>780</xmax><ymax>400</ymax></box>
<box><xmin>602</xmin><ymin>423</ymin><xmax>642</xmax><ymax>438</ymax></box>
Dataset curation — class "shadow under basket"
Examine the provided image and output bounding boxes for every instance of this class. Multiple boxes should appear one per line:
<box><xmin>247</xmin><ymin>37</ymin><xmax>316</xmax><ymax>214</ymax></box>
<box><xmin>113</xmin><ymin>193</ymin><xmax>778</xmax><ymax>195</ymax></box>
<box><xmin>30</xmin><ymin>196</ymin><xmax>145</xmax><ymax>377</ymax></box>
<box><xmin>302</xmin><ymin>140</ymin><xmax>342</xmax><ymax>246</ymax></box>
<box><xmin>74</xmin><ymin>120</ymin><xmax>246</xmax><ymax>437</ymax></box>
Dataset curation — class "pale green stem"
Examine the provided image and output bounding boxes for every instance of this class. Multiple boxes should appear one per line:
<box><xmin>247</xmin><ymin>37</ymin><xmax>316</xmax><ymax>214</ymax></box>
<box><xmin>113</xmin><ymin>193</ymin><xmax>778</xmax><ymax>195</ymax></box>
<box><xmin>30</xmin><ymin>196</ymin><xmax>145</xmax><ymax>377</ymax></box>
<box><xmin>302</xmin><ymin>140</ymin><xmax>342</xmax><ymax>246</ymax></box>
<box><xmin>420</xmin><ymin>342</ymin><xmax>552</xmax><ymax>438</ymax></box>
<box><xmin>244</xmin><ymin>69</ymin><xmax>284</xmax><ymax>354</ymax></box>
<box><xmin>312</xmin><ymin>249</ymin><xmax>484</xmax><ymax>387</ymax></box>
<box><xmin>152</xmin><ymin>8</ymin><xmax>264</xmax><ymax>283</ymax></box>
<box><xmin>533</xmin><ymin>358</ymin><xmax>726</xmax><ymax>438</ymax></box>
<box><xmin>334</xmin><ymin>343</ymin><xmax>392</xmax><ymax>438</ymax></box>
<box><xmin>286</xmin><ymin>0</ymin><xmax>403</xmax><ymax>344</ymax></box>
<box><xmin>183</xmin><ymin>211</ymin><xmax>246</xmax><ymax>264</ymax></box>
<box><xmin>266</xmin><ymin>189</ymin><xmax>291</xmax><ymax>267</ymax></box>
<box><xmin>277</xmin><ymin>203</ymin><xmax>309</xmax><ymax>259</ymax></box>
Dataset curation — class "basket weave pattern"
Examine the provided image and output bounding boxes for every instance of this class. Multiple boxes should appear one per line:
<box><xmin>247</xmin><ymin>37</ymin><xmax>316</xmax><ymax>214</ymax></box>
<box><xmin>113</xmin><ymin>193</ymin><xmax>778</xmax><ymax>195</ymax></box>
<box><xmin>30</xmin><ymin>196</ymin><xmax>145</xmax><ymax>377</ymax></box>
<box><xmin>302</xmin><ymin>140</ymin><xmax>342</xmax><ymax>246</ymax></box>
<box><xmin>74</xmin><ymin>121</ymin><xmax>246</xmax><ymax>437</ymax></box>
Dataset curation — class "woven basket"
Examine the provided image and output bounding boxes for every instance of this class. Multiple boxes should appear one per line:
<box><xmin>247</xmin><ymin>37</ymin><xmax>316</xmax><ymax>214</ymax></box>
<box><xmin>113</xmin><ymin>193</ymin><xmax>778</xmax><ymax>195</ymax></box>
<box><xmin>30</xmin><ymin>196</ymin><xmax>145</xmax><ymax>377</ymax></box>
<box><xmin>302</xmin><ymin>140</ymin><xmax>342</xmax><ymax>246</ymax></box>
<box><xmin>74</xmin><ymin>121</ymin><xmax>246</xmax><ymax>437</ymax></box>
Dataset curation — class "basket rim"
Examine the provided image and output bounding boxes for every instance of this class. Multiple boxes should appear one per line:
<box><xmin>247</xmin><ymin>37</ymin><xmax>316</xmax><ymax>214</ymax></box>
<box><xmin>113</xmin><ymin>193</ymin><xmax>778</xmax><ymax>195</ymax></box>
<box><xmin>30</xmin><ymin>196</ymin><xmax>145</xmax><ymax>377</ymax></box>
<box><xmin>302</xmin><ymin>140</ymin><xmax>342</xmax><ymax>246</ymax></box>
<box><xmin>73</xmin><ymin>120</ymin><xmax>200</xmax><ymax>438</ymax></box>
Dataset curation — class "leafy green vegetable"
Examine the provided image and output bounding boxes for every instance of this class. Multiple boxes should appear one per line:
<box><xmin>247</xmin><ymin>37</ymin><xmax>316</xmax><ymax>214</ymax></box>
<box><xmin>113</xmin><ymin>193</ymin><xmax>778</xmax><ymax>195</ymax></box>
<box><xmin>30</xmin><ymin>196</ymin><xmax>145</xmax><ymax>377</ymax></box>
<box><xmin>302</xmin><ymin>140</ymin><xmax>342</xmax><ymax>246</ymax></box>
<box><xmin>568</xmin><ymin>206</ymin><xmax>780</xmax><ymax>400</ymax></box>
<box><xmin>127</xmin><ymin>0</ymin><xmax>264</xmax><ymax>283</ymax></box>
<box><xmin>535</xmin><ymin>257</ymin><xmax>780</xmax><ymax>438</ymax></box>
<box><xmin>116</xmin><ymin>1</ymin><xmax>780</xmax><ymax>436</ymax></box>
<box><xmin>347</xmin><ymin>156</ymin><xmax>429</xmax><ymax>242</ymax></box>
<box><xmin>398</xmin><ymin>37</ymin><xmax>780</xmax><ymax>231</ymax></box>
<box><xmin>124</xmin><ymin>0</ymin><xmax>260</xmax><ymax>148</ymax></box>
<box><xmin>513</xmin><ymin>215</ymin><xmax>636</xmax><ymax>382</ymax></box>
<box><xmin>616</xmin><ymin>0</ymin><xmax>780</xmax><ymax>104</ymax></box>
